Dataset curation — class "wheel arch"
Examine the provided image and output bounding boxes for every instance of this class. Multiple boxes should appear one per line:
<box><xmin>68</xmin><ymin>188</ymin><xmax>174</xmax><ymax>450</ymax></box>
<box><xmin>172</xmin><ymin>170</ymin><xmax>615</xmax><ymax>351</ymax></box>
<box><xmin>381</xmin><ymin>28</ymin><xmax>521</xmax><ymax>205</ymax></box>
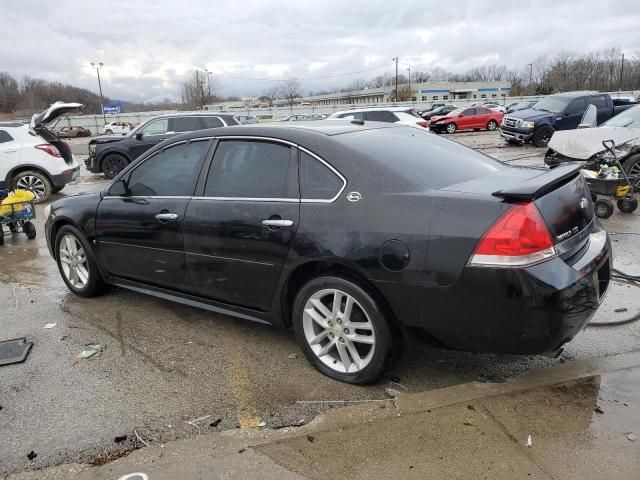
<box><xmin>280</xmin><ymin>259</ymin><xmax>401</xmax><ymax>336</ymax></box>
<box><xmin>48</xmin><ymin>217</ymin><xmax>77</xmax><ymax>260</ymax></box>
<box><xmin>5</xmin><ymin>165</ymin><xmax>54</xmax><ymax>187</ymax></box>
<box><xmin>96</xmin><ymin>149</ymin><xmax>131</xmax><ymax>172</ymax></box>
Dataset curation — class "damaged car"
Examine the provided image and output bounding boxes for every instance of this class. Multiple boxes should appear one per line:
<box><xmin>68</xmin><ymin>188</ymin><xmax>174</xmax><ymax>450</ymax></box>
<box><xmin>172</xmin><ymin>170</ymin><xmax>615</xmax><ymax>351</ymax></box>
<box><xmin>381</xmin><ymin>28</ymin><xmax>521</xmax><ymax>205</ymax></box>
<box><xmin>545</xmin><ymin>104</ymin><xmax>640</xmax><ymax>189</ymax></box>
<box><xmin>46</xmin><ymin>121</ymin><xmax>611</xmax><ymax>384</ymax></box>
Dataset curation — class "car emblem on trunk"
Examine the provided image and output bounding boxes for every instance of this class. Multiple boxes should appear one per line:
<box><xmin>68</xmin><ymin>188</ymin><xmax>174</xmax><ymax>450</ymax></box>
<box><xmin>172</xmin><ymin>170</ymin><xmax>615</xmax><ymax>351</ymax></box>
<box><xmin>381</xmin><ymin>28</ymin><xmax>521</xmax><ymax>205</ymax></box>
<box><xmin>579</xmin><ymin>197</ymin><xmax>588</xmax><ymax>209</ymax></box>
<box><xmin>346</xmin><ymin>192</ymin><xmax>362</xmax><ymax>202</ymax></box>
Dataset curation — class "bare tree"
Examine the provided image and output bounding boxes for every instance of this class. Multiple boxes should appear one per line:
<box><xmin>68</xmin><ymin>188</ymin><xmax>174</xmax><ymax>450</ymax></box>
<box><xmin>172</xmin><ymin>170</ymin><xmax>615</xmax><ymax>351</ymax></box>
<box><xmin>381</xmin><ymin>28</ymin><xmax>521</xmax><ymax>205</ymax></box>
<box><xmin>279</xmin><ymin>78</ymin><xmax>302</xmax><ymax>106</ymax></box>
<box><xmin>260</xmin><ymin>85</ymin><xmax>281</xmax><ymax>106</ymax></box>
<box><xmin>0</xmin><ymin>72</ymin><xmax>19</xmax><ymax>112</ymax></box>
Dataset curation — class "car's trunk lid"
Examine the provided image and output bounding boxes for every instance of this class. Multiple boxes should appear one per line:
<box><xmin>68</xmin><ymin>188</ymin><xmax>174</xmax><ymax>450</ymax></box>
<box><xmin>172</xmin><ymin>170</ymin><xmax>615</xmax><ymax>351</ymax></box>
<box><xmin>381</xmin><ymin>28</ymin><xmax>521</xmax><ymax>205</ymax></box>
<box><xmin>29</xmin><ymin>102</ymin><xmax>82</xmax><ymax>164</ymax></box>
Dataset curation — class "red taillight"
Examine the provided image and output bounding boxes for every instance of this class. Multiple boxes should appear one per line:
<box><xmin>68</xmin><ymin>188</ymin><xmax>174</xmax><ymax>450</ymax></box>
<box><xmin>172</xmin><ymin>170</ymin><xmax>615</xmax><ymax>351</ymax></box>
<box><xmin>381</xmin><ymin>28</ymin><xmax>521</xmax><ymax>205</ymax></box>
<box><xmin>35</xmin><ymin>144</ymin><xmax>61</xmax><ymax>157</ymax></box>
<box><xmin>417</xmin><ymin>121</ymin><xmax>429</xmax><ymax>128</ymax></box>
<box><xmin>469</xmin><ymin>202</ymin><xmax>556</xmax><ymax>267</ymax></box>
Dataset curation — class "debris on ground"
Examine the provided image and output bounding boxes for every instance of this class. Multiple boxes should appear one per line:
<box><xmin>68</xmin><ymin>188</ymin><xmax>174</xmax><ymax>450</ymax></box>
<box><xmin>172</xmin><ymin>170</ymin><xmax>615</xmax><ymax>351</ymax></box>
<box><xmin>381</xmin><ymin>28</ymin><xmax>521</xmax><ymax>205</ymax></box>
<box><xmin>306</xmin><ymin>435</ymin><xmax>315</xmax><ymax>443</ymax></box>
<box><xmin>258</xmin><ymin>421</ymin><xmax>266</xmax><ymax>427</ymax></box>
<box><xmin>238</xmin><ymin>448</ymin><xmax>246</xmax><ymax>454</ymax></box>
<box><xmin>627</xmin><ymin>434</ymin><xmax>637</xmax><ymax>441</ymax></box>
<box><xmin>185</xmin><ymin>414</ymin><xmax>211</xmax><ymax>430</ymax></box>
<box><xmin>615</xmin><ymin>307</ymin><xmax>629</xmax><ymax>313</ymax></box>
<box><xmin>27</xmin><ymin>451</ymin><xmax>37</xmax><ymax>460</ymax></box>
<box><xmin>43</xmin><ymin>323</ymin><xmax>57</xmax><ymax>329</ymax></box>
<box><xmin>0</xmin><ymin>338</ymin><xmax>33</xmax><ymax>366</ymax></box>
<box><xmin>209</xmin><ymin>418</ymin><xmax>222</xmax><ymax>428</ymax></box>
<box><xmin>526</xmin><ymin>435</ymin><xmax>533</xmax><ymax>447</ymax></box>
<box><xmin>389</xmin><ymin>381</ymin><xmax>408</xmax><ymax>391</ymax></box>
<box><xmin>287</xmin><ymin>353</ymin><xmax>298</xmax><ymax>359</ymax></box>
<box><xmin>134</xmin><ymin>429</ymin><xmax>150</xmax><ymax>447</ymax></box>
<box><xmin>77</xmin><ymin>344</ymin><xmax>105</xmax><ymax>359</ymax></box>
<box><xmin>594</xmin><ymin>406</ymin><xmax>605</xmax><ymax>414</ymax></box>
<box><xmin>114</xmin><ymin>435</ymin><xmax>127</xmax><ymax>443</ymax></box>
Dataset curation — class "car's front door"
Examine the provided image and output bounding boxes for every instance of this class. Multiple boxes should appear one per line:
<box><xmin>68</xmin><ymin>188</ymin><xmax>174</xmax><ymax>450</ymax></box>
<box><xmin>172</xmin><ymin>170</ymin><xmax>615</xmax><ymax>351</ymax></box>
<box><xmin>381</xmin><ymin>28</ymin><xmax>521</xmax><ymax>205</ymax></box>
<box><xmin>458</xmin><ymin>108</ymin><xmax>476</xmax><ymax>129</ymax></box>
<box><xmin>0</xmin><ymin>130</ymin><xmax>20</xmax><ymax>186</ymax></box>
<box><xmin>128</xmin><ymin>118</ymin><xmax>175</xmax><ymax>160</ymax></box>
<box><xmin>182</xmin><ymin>139</ymin><xmax>300</xmax><ymax>311</ymax></box>
<box><xmin>474</xmin><ymin>107</ymin><xmax>491</xmax><ymax>128</ymax></box>
<box><xmin>556</xmin><ymin>98</ymin><xmax>586</xmax><ymax>130</ymax></box>
<box><xmin>95</xmin><ymin>140</ymin><xmax>211</xmax><ymax>290</ymax></box>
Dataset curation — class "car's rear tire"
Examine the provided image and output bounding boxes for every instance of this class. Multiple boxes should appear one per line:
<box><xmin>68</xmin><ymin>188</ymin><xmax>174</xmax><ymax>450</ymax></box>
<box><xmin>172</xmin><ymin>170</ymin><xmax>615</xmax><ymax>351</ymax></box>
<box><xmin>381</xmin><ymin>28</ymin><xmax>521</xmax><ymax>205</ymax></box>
<box><xmin>101</xmin><ymin>154</ymin><xmax>129</xmax><ymax>179</ymax></box>
<box><xmin>622</xmin><ymin>154</ymin><xmax>640</xmax><ymax>192</ymax></box>
<box><xmin>292</xmin><ymin>276</ymin><xmax>393</xmax><ymax>384</ymax></box>
<box><xmin>445</xmin><ymin>123</ymin><xmax>457</xmax><ymax>134</ymax></box>
<box><xmin>13</xmin><ymin>170</ymin><xmax>52</xmax><ymax>203</ymax></box>
<box><xmin>532</xmin><ymin>126</ymin><xmax>555</xmax><ymax>147</ymax></box>
<box><xmin>487</xmin><ymin>120</ymin><xmax>498</xmax><ymax>131</ymax></box>
<box><xmin>105</xmin><ymin>129</ymin><xmax>113</xmax><ymax>135</ymax></box>
<box><xmin>54</xmin><ymin>225</ymin><xmax>107</xmax><ymax>297</ymax></box>
<box><xmin>594</xmin><ymin>199</ymin><xmax>614</xmax><ymax>219</ymax></box>
<box><xmin>617</xmin><ymin>197</ymin><xmax>638</xmax><ymax>213</ymax></box>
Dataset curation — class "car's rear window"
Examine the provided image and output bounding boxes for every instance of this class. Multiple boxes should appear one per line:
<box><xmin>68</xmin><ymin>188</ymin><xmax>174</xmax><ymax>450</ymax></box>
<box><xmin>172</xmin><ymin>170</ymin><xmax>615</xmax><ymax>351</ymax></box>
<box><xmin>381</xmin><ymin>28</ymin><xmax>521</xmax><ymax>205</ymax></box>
<box><xmin>338</xmin><ymin>127</ymin><xmax>505</xmax><ymax>188</ymax></box>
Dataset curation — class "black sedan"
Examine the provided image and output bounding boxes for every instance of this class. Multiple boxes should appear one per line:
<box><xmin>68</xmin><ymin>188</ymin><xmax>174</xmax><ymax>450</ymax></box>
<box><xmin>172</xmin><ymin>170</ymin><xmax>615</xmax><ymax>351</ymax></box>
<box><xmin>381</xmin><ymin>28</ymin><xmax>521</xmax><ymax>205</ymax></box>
<box><xmin>45</xmin><ymin>121</ymin><xmax>611</xmax><ymax>384</ymax></box>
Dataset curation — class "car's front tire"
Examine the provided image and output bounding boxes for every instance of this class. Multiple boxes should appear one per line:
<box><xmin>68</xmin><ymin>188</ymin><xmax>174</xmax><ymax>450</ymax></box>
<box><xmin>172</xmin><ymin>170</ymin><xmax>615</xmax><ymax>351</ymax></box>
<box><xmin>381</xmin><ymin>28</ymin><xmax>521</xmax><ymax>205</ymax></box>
<box><xmin>292</xmin><ymin>276</ymin><xmax>393</xmax><ymax>384</ymax></box>
<box><xmin>487</xmin><ymin>120</ymin><xmax>498</xmax><ymax>131</ymax></box>
<box><xmin>13</xmin><ymin>170</ymin><xmax>52</xmax><ymax>203</ymax></box>
<box><xmin>532</xmin><ymin>126</ymin><xmax>555</xmax><ymax>147</ymax></box>
<box><xmin>445</xmin><ymin>123</ymin><xmax>457</xmax><ymax>134</ymax></box>
<box><xmin>54</xmin><ymin>225</ymin><xmax>107</xmax><ymax>297</ymax></box>
<box><xmin>101</xmin><ymin>154</ymin><xmax>129</xmax><ymax>179</ymax></box>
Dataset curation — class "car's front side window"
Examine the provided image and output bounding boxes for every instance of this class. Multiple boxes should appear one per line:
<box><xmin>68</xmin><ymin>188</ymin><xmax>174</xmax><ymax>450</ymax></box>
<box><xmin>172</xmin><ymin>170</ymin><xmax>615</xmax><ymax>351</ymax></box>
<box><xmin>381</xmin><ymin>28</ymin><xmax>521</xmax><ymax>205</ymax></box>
<box><xmin>141</xmin><ymin>118</ymin><xmax>169</xmax><ymax>135</ymax></box>
<box><xmin>126</xmin><ymin>140</ymin><xmax>209</xmax><ymax>197</ymax></box>
<box><xmin>204</xmin><ymin>140</ymin><xmax>296</xmax><ymax>199</ymax></box>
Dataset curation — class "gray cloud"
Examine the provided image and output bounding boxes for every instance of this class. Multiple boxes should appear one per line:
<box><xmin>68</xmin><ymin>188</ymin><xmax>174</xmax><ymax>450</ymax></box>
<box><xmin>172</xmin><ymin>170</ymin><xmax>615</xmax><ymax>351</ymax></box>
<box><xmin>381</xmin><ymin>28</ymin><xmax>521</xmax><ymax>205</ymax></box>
<box><xmin>3</xmin><ymin>0</ymin><xmax>639</xmax><ymax>101</ymax></box>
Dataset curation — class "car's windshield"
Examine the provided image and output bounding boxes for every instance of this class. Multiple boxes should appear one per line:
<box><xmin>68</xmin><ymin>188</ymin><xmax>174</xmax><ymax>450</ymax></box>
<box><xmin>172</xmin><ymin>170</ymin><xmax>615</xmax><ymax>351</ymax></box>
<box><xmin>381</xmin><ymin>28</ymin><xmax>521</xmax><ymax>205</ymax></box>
<box><xmin>602</xmin><ymin>105</ymin><xmax>640</xmax><ymax>128</ymax></box>
<box><xmin>533</xmin><ymin>96</ymin><xmax>572</xmax><ymax>113</ymax></box>
<box><xmin>447</xmin><ymin>108</ymin><xmax>465</xmax><ymax>116</ymax></box>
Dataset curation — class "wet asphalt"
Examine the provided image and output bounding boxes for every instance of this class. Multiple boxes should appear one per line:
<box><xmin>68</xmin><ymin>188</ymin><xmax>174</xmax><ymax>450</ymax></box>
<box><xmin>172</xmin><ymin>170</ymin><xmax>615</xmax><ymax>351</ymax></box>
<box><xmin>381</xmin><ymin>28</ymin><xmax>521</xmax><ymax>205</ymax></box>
<box><xmin>1</xmin><ymin>131</ymin><xmax>639</xmax><ymax>475</ymax></box>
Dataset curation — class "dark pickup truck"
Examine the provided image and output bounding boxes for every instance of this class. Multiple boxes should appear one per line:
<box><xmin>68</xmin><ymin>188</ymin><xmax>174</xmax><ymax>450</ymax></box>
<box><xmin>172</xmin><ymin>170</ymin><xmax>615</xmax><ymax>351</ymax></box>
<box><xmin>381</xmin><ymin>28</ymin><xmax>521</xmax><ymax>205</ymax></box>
<box><xmin>499</xmin><ymin>91</ymin><xmax>633</xmax><ymax>147</ymax></box>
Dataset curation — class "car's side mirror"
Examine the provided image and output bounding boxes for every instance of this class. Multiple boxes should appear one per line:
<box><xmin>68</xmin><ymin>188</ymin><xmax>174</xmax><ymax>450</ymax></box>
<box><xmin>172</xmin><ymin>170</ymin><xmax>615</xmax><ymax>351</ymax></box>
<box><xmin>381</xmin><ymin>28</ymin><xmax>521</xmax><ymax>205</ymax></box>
<box><xmin>135</xmin><ymin>132</ymin><xmax>143</xmax><ymax>140</ymax></box>
<box><xmin>108</xmin><ymin>179</ymin><xmax>127</xmax><ymax>196</ymax></box>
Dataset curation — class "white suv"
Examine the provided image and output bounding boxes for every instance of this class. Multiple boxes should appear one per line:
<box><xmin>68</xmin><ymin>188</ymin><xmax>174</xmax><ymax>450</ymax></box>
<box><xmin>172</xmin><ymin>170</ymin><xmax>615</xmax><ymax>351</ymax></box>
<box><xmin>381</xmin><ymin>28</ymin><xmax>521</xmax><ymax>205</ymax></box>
<box><xmin>0</xmin><ymin>102</ymin><xmax>82</xmax><ymax>203</ymax></box>
<box><xmin>103</xmin><ymin>122</ymin><xmax>134</xmax><ymax>135</ymax></box>
<box><xmin>328</xmin><ymin>107</ymin><xmax>429</xmax><ymax>129</ymax></box>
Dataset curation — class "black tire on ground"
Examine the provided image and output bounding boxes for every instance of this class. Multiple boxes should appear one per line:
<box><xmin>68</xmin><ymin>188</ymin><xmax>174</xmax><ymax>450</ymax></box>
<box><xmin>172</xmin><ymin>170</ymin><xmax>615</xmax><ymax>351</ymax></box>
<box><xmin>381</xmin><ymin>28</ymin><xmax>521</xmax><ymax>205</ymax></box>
<box><xmin>594</xmin><ymin>199</ymin><xmax>614</xmax><ymax>219</ymax></box>
<box><xmin>101</xmin><ymin>154</ymin><xmax>129</xmax><ymax>179</ymax></box>
<box><xmin>22</xmin><ymin>221</ymin><xmax>36</xmax><ymax>240</ymax></box>
<box><xmin>505</xmin><ymin>138</ymin><xmax>520</xmax><ymax>144</ymax></box>
<box><xmin>445</xmin><ymin>123</ymin><xmax>457</xmax><ymax>134</ymax></box>
<box><xmin>54</xmin><ymin>224</ymin><xmax>108</xmax><ymax>297</ymax></box>
<box><xmin>622</xmin><ymin>154</ymin><xmax>640</xmax><ymax>192</ymax></box>
<box><xmin>487</xmin><ymin>120</ymin><xmax>498</xmax><ymax>131</ymax></box>
<box><xmin>617</xmin><ymin>197</ymin><xmax>638</xmax><ymax>213</ymax></box>
<box><xmin>292</xmin><ymin>275</ymin><xmax>394</xmax><ymax>384</ymax></box>
<box><xmin>12</xmin><ymin>170</ymin><xmax>52</xmax><ymax>204</ymax></box>
<box><xmin>532</xmin><ymin>126</ymin><xmax>555</xmax><ymax>147</ymax></box>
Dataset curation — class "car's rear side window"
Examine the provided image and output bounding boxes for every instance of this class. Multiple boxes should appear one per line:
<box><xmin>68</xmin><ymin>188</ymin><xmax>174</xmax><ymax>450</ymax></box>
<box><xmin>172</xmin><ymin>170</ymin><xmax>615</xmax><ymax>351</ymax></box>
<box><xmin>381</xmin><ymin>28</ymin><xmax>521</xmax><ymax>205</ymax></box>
<box><xmin>0</xmin><ymin>130</ymin><xmax>14</xmax><ymax>143</ymax></box>
<box><xmin>173</xmin><ymin>116</ymin><xmax>204</xmax><ymax>132</ymax></box>
<box><xmin>365</xmin><ymin>111</ymin><xmax>397</xmax><ymax>123</ymax></box>
<box><xmin>201</xmin><ymin>117</ymin><xmax>224</xmax><ymax>128</ymax></box>
<box><xmin>205</xmin><ymin>140</ymin><xmax>297</xmax><ymax>199</ymax></box>
<box><xmin>476</xmin><ymin>107</ymin><xmax>490</xmax><ymax>114</ymax></box>
<box><xmin>339</xmin><ymin>128</ymin><xmax>505</xmax><ymax>189</ymax></box>
<box><xmin>127</xmin><ymin>141</ymin><xmax>209</xmax><ymax>196</ymax></box>
<box><xmin>588</xmin><ymin>95</ymin><xmax>608</xmax><ymax>109</ymax></box>
<box><xmin>300</xmin><ymin>151</ymin><xmax>343</xmax><ymax>200</ymax></box>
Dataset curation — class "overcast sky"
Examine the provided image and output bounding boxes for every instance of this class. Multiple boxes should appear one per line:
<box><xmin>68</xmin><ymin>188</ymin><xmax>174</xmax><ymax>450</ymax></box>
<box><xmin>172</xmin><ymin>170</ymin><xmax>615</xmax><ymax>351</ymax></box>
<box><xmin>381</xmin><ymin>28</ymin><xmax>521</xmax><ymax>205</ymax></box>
<box><xmin>4</xmin><ymin>0</ymin><xmax>639</xmax><ymax>102</ymax></box>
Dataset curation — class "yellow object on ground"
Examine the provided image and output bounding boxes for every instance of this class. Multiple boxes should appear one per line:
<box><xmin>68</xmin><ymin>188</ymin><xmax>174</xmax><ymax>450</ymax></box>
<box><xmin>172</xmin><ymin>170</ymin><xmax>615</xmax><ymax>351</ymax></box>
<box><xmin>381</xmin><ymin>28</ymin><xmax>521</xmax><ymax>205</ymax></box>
<box><xmin>0</xmin><ymin>189</ymin><xmax>35</xmax><ymax>216</ymax></box>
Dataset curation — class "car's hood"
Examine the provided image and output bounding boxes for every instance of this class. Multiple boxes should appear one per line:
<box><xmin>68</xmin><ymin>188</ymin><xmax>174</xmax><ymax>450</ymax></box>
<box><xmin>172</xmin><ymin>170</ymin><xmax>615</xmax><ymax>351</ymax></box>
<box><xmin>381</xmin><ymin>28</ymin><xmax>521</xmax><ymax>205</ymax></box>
<box><xmin>505</xmin><ymin>108</ymin><xmax>551</xmax><ymax>121</ymax></box>
<box><xmin>30</xmin><ymin>102</ymin><xmax>83</xmax><ymax>130</ymax></box>
<box><xmin>90</xmin><ymin>135</ymin><xmax>127</xmax><ymax>144</ymax></box>
<box><xmin>548</xmin><ymin>127</ymin><xmax>640</xmax><ymax>159</ymax></box>
<box><xmin>430</xmin><ymin>114</ymin><xmax>454</xmax><ymax>122</ymax></box>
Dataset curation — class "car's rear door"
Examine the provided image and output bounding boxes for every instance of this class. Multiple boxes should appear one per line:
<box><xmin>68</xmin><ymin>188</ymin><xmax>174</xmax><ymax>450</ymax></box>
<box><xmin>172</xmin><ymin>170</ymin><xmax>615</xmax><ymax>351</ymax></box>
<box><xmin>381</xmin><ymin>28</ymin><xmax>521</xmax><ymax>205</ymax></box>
<box><xmin>182</xmin><ymin>138</ymin><xmax>299</xmax><ymax>311</ymax></box>
<box><xmin>474</xmin><ymin>107</ymin><xmax>491</xmax><ymax>128</ymax></box>
<box><xmin>0</xmin><ymin>129</ymin><xmax>21</xmax><ymax>183</ymax></box>
<box><xmin>95</xmin><ymin>139</ymin><xmax>211</xmax><ymax>290</ymax></box>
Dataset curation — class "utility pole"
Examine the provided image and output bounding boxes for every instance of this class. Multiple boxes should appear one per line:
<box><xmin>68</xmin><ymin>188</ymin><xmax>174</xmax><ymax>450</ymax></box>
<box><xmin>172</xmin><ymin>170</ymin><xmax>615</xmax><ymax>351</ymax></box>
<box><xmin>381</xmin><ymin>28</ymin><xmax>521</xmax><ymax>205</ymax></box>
<box><xmin>620</xmin><ymin>52</ymin><xmax>625</xmax><ymax>91</ymax></box>
<box><xmin>90</xmin><ymin>62</ymin><xmax>107</xmax><ymax>124</ymax></box>
<box><xmin>392</xmin><ymin>57</ymin><xmax>398</xmax><ymax>102</ymax></box>
<box><xmin>407</xmin><ymin>67</ymin><xmax>411</xmax><ymax>103</ymax></box>
<box><xmin>528</xmin><ymin>63</ymin><xmax>533</xmax><ymax>85</ymax></box>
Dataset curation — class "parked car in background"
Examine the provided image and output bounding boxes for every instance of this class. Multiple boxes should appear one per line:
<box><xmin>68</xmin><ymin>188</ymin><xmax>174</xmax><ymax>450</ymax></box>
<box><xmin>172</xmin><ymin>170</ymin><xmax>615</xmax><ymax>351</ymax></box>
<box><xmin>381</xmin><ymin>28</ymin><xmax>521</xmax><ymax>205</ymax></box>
<box><xmin>328</xmin><ymin>107</ymin><xmax>428</xmax><ymax>128</ymax></box>
<box><xmin>429</xmin><ymin>106</ymin><xmax>503</xmax><ymax>134</ymax></box>
<box><xmin>103</xmin><ymin>122</ymin><xmax>134</xmax><ymax>135</ymax></box>
<box><xmin>500</xmin><ymin>91</ymin><xmax>634</xmax><ymax>147</ymax></box>
<box><xmin>482</xmin><ymin>103</ymin><xmax>507</xmax><ymax>113</ymax></box>
<box><xmin>0</xmin><ymin>102</ymin><xmax>81</xmax><ymax>202</ymax></box>
<box><xmin>255</xmin><ymin>114</ymin><xmax>275</xmax><ymax>122</ymax></box>
<box><xmin>277</xmin><ymin>114</ymin><xmax>312</xmax><ymax>122</ymax></box>
<box><xmin>545</xmin><ymin>104</ymin><xmax>640</xmax><ymax>188</ymax></box>
<box><xmin>419</xmin><ymin>105</ymin><xmax>457</xmax><ymax>120</ymax></box>
<box><xmin>45</xmin><ymin>121</ymin><xmax>611</xmax><ymax>383</ymax></box>
<box><xmin>86</xmin><ymin>112</ymin><xmax>240</xmax><ymax>178</ymax></box>
<box><xmin>506</xmin><ymin>101</ymin><xmax>538</xmax><ymax>113</ymax></box>
<box><xmin>310</xmin><ymin>113</ymin><xmax>328</xmax><ymax>120</ymax></box>
<box><xmin>55</xmin><ymin>126</ymin><xmax>92</xmax><ymax>138</ymax></box>
<box><xmin>234</xmin><ymin>115</ymin><xmax>258</xmax><ymax>124</ymax></box>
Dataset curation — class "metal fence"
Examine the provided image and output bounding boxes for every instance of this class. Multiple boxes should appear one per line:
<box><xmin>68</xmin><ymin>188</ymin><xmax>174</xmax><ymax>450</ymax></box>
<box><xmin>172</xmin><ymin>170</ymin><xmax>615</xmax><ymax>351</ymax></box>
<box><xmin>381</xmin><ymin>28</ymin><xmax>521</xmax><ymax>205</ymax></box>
<box><xmin>61</xmin><ymin>90</ymin><xmax>640</xmax><ymax>135</ymax></box>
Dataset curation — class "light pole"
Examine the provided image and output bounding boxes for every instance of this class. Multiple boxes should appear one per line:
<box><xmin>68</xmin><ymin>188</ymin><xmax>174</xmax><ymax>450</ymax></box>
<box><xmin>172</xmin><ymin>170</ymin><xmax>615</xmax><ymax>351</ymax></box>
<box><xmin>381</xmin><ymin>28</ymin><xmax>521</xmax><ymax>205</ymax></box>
<box><xmin>90</xmin><ymin>62</ymin><xmax>107</xmax><ymax>124</ymax></box>
<box><xmin>392</xmin><ymin>57</ymin><xmax>398</xmax><ymax>102</ymax></box>
<box><xmin>620</xmin><ymin>52</ymin><xmax>625</xmax><ymax>91</ymax></box>
<box><xmin>528</xmin><ymin>63</ymin><xmax>533</xmax><ymax>86</ymax></box>
<box><xmin>204</xmin><ymin>69</ymin><xmax>214</xmax><ymax>106</ymax></box>
<box><xmin>406</xmin><ymin>67</ymin><xmax>411</xmax><ymax>103</ymax></box>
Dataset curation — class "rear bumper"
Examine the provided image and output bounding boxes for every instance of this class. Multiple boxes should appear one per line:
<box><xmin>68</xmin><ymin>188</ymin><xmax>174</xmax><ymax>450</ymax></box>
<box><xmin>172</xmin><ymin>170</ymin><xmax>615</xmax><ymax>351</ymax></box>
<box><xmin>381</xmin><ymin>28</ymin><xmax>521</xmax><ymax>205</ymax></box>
<box><xmin>379</xmin><ymin>223</ymin><xmax>611</xmax><ymax>356</ymax></box>
<box><xmin>500</xmin><ymin>127</ymin><xmax>534</xmax><ymax>142</ymax></box>
<box><xmin>51</xmin><ymin>165</ymin><xmax>80</xmax><ymax>188</ymax></box>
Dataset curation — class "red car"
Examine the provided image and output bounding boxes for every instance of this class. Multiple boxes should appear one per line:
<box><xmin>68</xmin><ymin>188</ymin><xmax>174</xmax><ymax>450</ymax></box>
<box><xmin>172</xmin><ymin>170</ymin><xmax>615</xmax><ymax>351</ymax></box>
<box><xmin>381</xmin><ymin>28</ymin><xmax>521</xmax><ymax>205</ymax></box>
<box><xmin>428</xmin><ymin>106</ymin><xmax>503</xmax><ymax>134</ymax></box>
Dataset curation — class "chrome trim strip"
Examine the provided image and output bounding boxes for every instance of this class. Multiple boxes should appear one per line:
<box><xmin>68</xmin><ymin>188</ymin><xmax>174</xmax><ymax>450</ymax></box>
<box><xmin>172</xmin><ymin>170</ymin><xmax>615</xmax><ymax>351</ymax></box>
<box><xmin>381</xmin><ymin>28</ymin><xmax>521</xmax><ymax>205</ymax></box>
<box><xmin>103</xmin><ymin>195</ymin><xmax>192</xmax><ymax>200</ymax></box>
<box><xmin>98</xmin><ymin>240</ymin><xmax>182</xmax><ymax>254</ymax></box>
<box><xmin>190</xmin><ymin>196</ymin><xmax>299</xmax><ymax>203</ymax></box>
<box><xmin>184</xmin><ymin>250</ymin><xmax>275</xmax><ymax>267</ymax></box>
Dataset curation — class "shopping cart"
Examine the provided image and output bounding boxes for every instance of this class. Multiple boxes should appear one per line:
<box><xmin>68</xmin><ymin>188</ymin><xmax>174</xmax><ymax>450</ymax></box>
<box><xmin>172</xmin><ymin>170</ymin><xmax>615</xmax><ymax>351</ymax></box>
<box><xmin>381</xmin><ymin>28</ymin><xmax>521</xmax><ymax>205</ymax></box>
<box><xmin>0</xmin><ymin>189</ymin><xmax>37</xmax><ymax>246</ymax></box>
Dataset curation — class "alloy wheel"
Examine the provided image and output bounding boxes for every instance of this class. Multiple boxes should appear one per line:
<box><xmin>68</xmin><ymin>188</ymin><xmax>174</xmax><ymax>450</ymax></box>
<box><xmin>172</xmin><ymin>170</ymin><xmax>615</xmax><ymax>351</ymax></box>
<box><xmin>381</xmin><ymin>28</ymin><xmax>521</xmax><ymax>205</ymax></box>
<box><xmin>302</xmin><ymin>289</ymin><xmax>376</xmax><ymax>374</ymax></box>
<box><xmin>16</xmin><ymin>175</ymin><xmax>46</xmax><ymax>199</ymax></box>
<box><xmin>58</xmin><ymin>234</ymin><xmax>89</xmax><ymax>289</ymax></box>
<box><xmin>446</xmin><ymin>123</ymin><xmax>456</xmax><ymax>134</ymax></box>
<box><xmin>103</xmin><ymin>156</ymin><xmax>128</xmax><ymax>178</ymax></box>
<box><xmin>628</xmin><ymin>161</ymin><xmax>640</xmax><ymax>190</ymax></box>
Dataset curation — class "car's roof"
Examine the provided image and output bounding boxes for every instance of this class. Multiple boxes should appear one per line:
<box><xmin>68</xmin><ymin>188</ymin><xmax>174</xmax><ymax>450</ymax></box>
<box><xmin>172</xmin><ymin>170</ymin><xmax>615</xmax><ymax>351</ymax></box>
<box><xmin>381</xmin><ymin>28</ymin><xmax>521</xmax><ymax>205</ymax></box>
<box><xmin>553</xmin><ymin>90</ymin><xmax>601</xmax><ymax>98</ymax></box>
<box><xmin>149</xmin><ymin>111</ymin><xmax>235</xmax><ymax>120</ymax></box>
<box><xmin>333</xmin><ymin>106</ymin><xmax>415</xmax><ymax>115</ymax></box>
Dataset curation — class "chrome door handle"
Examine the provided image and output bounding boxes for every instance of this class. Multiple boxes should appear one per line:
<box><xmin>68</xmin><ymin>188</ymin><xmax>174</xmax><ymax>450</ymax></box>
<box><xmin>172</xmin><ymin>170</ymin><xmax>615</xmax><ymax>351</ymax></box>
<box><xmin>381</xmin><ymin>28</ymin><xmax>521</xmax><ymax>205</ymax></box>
<box><xmin>4</xmin><ymin>148</ymin><xmax>18</xmax><ymax>152</ymax></box>
<box><xmin>262</xmin><ymin>219</ymin><xmax>294</xmax><ymax>227</ymax></box>
<box><xmin>155</xmin><ymin>212</ymin><xmax>179</xmax><ymax>221</ymax></box>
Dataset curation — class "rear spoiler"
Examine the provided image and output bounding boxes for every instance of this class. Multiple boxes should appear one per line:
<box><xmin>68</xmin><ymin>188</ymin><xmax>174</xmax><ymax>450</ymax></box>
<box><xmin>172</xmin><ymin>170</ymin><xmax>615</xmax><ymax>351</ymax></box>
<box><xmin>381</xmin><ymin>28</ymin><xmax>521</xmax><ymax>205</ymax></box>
<box><xmin>492</xmin><ymin>162</ymin><xmax>584</xmax><ymax>200</ymax></box>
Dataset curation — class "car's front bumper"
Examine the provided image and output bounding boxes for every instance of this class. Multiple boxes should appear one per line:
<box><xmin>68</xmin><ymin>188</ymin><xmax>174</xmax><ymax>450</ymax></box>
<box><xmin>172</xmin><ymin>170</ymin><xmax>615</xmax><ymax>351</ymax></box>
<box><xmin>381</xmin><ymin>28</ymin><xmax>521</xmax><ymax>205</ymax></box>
<box><xmin>500</xmin><ymin>126</ymin><xmax>534</xmax><ymax>142</ymax></box>
<box><xmin>377</xmin><ymin>222</ymin><xmax>611</xmax><ymax>356</ymax></box>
